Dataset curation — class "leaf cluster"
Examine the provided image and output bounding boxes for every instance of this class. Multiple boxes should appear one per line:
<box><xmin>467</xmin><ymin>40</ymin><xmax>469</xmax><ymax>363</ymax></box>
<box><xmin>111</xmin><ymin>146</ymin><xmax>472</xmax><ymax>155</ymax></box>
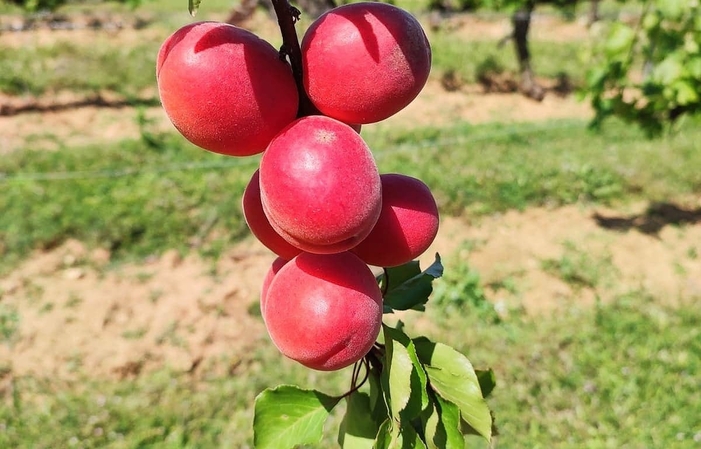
<box><xmin>584</xmin><ymin>0</ymin><xmax>701</xmax><ymax>136</ymax></box>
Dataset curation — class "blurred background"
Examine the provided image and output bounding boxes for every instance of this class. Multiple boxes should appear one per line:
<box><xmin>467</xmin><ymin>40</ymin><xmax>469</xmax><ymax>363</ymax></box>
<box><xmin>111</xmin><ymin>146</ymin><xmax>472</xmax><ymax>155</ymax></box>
<box><xmin>0</xmin><ymin>0</ymin><xmax>699</xmax><ymax>447</ymax></box>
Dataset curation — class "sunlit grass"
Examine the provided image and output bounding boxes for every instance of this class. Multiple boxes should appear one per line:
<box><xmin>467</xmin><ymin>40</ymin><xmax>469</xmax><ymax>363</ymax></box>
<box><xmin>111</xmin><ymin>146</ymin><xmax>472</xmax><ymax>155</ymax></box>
<box><xmin>1</xmin><ymin>291</ymin><xmax>698</xmax><ymax>448</ymax></box>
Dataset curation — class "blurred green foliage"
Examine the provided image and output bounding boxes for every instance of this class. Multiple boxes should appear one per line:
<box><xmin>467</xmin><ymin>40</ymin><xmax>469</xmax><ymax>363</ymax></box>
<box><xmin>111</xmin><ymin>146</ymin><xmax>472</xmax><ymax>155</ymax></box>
<box><xmin>585</xmin><ymin>0</ymin><xmax>701</xmax><ymax>135</ymax></box>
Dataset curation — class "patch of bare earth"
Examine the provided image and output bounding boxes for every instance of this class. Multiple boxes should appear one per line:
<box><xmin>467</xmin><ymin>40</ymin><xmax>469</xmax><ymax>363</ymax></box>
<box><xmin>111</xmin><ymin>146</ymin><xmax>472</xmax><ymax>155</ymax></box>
<box><xmin>0</xmin><ymin>239</ymin><xmax>274</xmax><ymax>380</ymax></box>
<box><xmin>0</xmin><ymin>90</ymin><xmax>169</xmax><ymax>153</ymax></box>
<box><xmin>0</xmin><ymin>23</ymin><xmax>165</xmax><ymax>49</ymax></box>
<box><xmin>382</xmin><ymin>80</ymin><xmax>591</xmax><ymax>130</ymax></box>
<box><xmin>423</xmin><ymin>202</ymin><xmax>701</xmax><ymax>315</ymax></box>
<box><xmin>2</xmin><ymin>203</ymin><xmax>699</xmax><ymax>381</ymax></box>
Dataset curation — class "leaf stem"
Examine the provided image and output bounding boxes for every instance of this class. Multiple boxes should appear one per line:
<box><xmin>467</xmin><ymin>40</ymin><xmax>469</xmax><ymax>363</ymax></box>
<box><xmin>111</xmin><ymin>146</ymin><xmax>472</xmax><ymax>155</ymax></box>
<box><xmin>350</xmin><ymin>360</ymin><xmax>362</xmax><ymax>389</ymax></box>
<box><xmin>269</xmin><ymin>0</ymin><xmax>316</xmax><ymax>117</ymax></box>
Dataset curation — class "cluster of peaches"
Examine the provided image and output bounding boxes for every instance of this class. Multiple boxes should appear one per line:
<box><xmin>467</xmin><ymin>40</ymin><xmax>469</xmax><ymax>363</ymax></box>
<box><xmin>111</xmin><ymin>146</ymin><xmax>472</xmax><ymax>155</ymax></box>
<box><xmin>156</xmin><ymin>2</ymin><xmax>437</xmax><ymax>371</ymax></box>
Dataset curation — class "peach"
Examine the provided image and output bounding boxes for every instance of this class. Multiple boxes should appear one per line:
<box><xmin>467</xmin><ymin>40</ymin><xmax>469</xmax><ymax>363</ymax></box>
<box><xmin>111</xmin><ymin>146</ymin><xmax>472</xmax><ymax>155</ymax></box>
<box><xmin>263</xmin><ymin>252</ymin><xmax>383</xmax><ymax>371</ymax></box>
<box><xmin>352</xmin><ymin>174</ymin><xmax>439</xmax><ymax>267</ymax></box>
<box><xmin>301</xmin><ymin>2</ymin><xmax>431</xmax><ymax>124</ymax></box>
<box><xmin>156</xmin><ymin>21</ymin><xmax>299</xmax><ymax>156</ymax></box>
<box><xmin>259</xmin><ymin>115</ymin><xmax>382</xmax><ymax>254</ymax></box>
<box><xmin>242</xmin><ymin>169</ymin><xmax>303</xmax><ymax>261</ymax></box>
<box><xmin>260</xmin><ymin>256</ymin><xmax>288</xmax><ymax>319</ymax></box>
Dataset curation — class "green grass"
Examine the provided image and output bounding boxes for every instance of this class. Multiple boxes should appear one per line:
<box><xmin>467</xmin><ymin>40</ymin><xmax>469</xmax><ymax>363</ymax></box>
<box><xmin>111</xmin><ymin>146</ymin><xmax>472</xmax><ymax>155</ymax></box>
<box><xmin>435</xmin><ymin>292</ymin><xmax>701</xmax><ymax>448</ymax></box>
<box><xmin>542</xmin><ymin>241</ymin><xmax>617</xmax><ymax>291</ymax></box>
<box><xmin>1</xmin><ymin>292</ymin><xmax>698</xmax><ymax>448</ymax></box>
<box><xmin>0</xmin><ymin>336</ymin><xmax>351</xmax><ymax>448</ymax></box>
<box><xmin>0</xmin><ymin>131</ymin><xmax>256</xmax><ymax>271</ymax></box>
<box><xmin>2</xmin><ymin>118</ymin><xmax>700</xmax><ymax>273</ymax></box>
<box><xmin>0</xmin><ymin>303</ymin><xmax>20</xmax><ymax>343</ymax></box>
<box><xmin>0</xmin><ymin>40</ymin><xmax>159</xmax><ymax>97</ymax></box>
<box><xmin>368</xmin><ymin>118</ymin><xmax>701</xmax><ymax>214</ymax></box>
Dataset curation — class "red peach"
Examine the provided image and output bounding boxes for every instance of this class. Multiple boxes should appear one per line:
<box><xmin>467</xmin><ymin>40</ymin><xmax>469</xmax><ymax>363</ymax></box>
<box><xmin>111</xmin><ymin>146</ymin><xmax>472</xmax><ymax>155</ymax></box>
<box><xmin>242</xmin><ymin>169</ymin><xmax>303</xmax><ymax>261</ymax></box>
<box><xmin>156</xmin><ymin>21</ymin><xmax>299</xmax><ymax>156</ymax></box>
<box><xmin>301</xmin><ymin>2</ymin><xmax>431</xmax><ymax>124</ymax></box>
<box><xmin>264</xmin><ymin>252</ymin><xmax>383</xmax><ymax>371</ymax></box>
<box><xmin>260</xmin><ymin>256</ymin><xmax>288</xmax><ymax>319</ymax></box>
<box><xmin>259</xmin><ymin>115</ymin><xmax>382</xmax><ymax>254</ymax></box>
<box><xmin>352</xmin><ymin>174</ymin><xmax>439</xmax><ymax>267</ymax></box>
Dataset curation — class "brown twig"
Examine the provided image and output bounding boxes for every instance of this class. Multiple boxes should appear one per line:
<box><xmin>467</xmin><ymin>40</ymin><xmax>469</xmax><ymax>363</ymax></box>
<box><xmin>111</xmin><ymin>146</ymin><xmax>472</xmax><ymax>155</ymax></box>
<box><xmin>269</xmin><ymin>0</ymin><xmax>316</xmax><ymax>117</ymax></box>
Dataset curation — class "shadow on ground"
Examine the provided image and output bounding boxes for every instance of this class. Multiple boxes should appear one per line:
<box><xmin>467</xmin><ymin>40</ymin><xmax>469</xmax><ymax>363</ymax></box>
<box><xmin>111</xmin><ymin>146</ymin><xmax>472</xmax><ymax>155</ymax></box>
<box><xmin>0</xmin><ymin>95</ymin><xmax>159</xmax><ymax>116</ymax></box>
<box><xmin>592</xmin><ymin>202</ymin><xmax>701</xmax><ymax>236</ymax></box>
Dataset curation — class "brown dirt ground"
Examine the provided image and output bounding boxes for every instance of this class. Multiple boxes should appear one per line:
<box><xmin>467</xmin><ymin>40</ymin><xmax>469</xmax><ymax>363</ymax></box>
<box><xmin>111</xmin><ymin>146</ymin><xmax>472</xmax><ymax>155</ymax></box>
<box><xmin>2</xmin><ymin>203</ymin><xmax>700</xmax><ymax>380</ymax></box>
<box><xmin>0</xmin><ymin>15</ymin><xmax>699</xmax><ymax>381</ymax></box>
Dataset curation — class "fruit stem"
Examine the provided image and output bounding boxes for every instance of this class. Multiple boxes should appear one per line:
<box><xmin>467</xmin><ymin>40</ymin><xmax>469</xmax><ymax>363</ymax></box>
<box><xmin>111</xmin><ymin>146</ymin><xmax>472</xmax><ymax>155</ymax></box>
<box><xmin>337</xmin><ymin>358</ymin><xmax>370</xmax><ymax>400</ymax></box>
<box><xmin>269</xmin><ymin>0</ymin><xmax>316</xmax><ymax>117</ymax></box>
<box><xmin>381</xmin><ymin>269</ymin><xmax>390</xmax><ymax>297</ymax></box>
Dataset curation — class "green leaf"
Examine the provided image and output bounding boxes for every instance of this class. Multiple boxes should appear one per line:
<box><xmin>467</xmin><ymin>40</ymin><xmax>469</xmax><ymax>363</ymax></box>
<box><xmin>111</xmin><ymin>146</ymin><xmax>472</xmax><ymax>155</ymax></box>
<box><xmin>414</xmin><ymin>338</ymin><xmax>492</xmax><ymax>441</ymax></box>
<box><xmin>383</xmin><ymin>327</ymin><xmax>413</xmax><ymax>420</ymax></box>
<box><xmin>338</xmin><ymin>392</ymin><xmax>379</xmax><ymax>449</ymax></box>
<box><xmin>421</xmin><ymin>401</ymin><xmax>441</xmax><ymax>449</ymax></box>
<box><xmin>188</xmin><ymin>0</ymin><xmax>202</xmax><ymax>16</ymax></box>
<box><xmin>683</xmin><ymin>33</ymin><xmax>700</xmax><ymax>54</ymax></box>
<box><xmin>653</xmin><ymin>56</ymin><xmax>684</xmax><ymax>85</ymax></box>
<box><xmin>476</xmin><ymin>368</ymin><xmax>497</xmax><ymax>398</ymax></box>
<box><xmin>254</xmin><ymin>385</ymin><xmax>341</xmax><ymax>449</ymax></box>
<box><xmin>673</xmin><ymin>80</ymin><xmax>699</xmax><ymax>105</ymax></box>
<box><xmin>368</xmin><ymin>367</ymin><xmax>389</xmax><ymax>425</ymax></box>
<box><xmin>459</xmin><ymin>411</ymin><xmax>498</xmax><ymax>439</ymax></box>
<box><xmin>586</xmin><ymin>66</ymin><xmax>608</xmax><ymax>89</ymax></box>
<box><xmin>379</xmin><ymin>261</ymin><xmax>420</xmax><ymax>291</ymax></box>
<box><xmin>397</xmin><ymin>423</ymin><xmax>428</xmax><ymax>449</ymax></box>
<box><xmin>657</xmin><ymin>0</ymin><xmax>686</xmax><ymax>20</ymax></box>
<box><xmin>373</xmin><ymin>419</ymin><xmax>393</xmax><ymax>449</ymax></box>
<box><xmin>373</xmin><ymin>419</ymin><xmax>427</xmax><ymax>449</ymax></box>
<box><xmin>383</xmin><ymin>254</ymin><xmax>443</xmax><ymax>312</ymax></box>
<box><xmin>641</xmin><ymin>11</ymin><xmax>660</xmax><ymax>31</ymax></box>
<box><xmin>382</xmin><ymin>325</ymin><xmax>429</xmax><ymax>421</ymax></box>
<box><xmin>687</xmin><ymin>57</ymin><xmax>701</xmax><ymax>78</ymax></box>
<box><xmin>422</xmin><ymin>394</ymin><xmax>463</xmax><ymax>449</ymax></box>
<box><xmin>605</xmin><ymin>23</ymin><xmax>635</xmax><ymax>58</ymax></box>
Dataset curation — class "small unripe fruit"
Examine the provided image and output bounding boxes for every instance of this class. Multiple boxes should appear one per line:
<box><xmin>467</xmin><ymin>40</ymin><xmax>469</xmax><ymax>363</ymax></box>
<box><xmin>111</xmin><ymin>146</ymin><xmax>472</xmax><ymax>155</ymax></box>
<box><xmin>242</xmin><ymin>170</ymin><xmax>303</xmax><ymax>261</ymax></box>
<box><xmin>264</xmin><ymin>252</ymin><xmax>383</xmax><ymax>371</ymax></box>
<box><xmin>259</xmin><ymin>115</ymin><xmax>382</xmax><ymax>254</ymax></box>
<box><xmin>157</xmin><ymin>21</ymin><xmax>299</xmax><ymax>156</ymax></box>
<box><xmin>301</xmin><ymin>2</ymin><xmax>431</xmax><ymax>124</ymax></box>
<box><xmin>352</xmin><ymin>174</ymin><xmax>439</xmax><ymax>267</ymax></box>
